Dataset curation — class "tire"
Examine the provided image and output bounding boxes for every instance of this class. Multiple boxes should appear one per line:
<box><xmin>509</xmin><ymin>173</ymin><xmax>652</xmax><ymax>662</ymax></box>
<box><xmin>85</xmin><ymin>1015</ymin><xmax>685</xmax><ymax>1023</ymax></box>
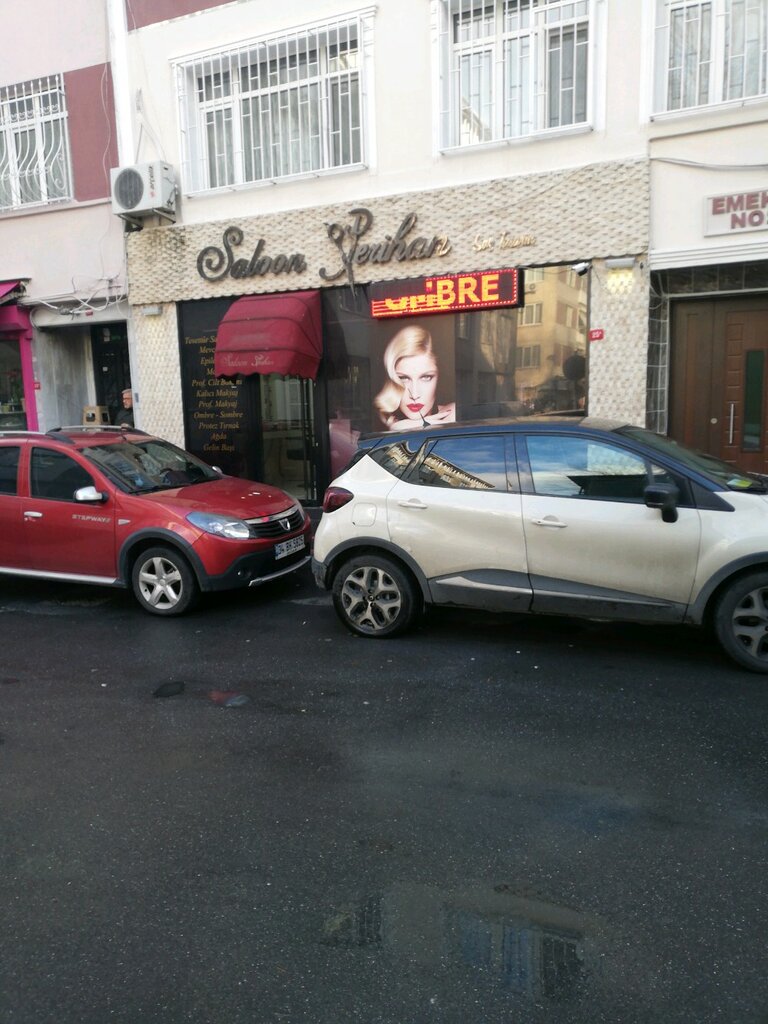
<box><xmin>713</xmin><ymin>571</ymin><xmax>768</xmax><ymax>673</ymax></box>
<box><xmin>332</xmin><ymin>554</ymin><xmax>420</xmax><ymax>638</ymax></box>
<box><xmin>131</xmin><ymin>545</ymin><xmax>199</xmax><ymax>617</ymax></box>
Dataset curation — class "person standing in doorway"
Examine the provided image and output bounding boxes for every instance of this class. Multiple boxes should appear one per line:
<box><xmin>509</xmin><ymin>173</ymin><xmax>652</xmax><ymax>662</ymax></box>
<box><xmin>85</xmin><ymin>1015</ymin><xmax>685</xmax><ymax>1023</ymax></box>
<box><xmin>115</xmin><ymin>388</ymin><xmax>134</xmax><ymax>427</ymax></box>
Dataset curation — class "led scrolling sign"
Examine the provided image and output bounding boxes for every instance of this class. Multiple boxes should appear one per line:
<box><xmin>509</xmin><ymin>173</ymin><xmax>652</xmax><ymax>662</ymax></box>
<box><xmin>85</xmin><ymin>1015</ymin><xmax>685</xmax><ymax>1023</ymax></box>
<box><xmin>369</xmin><ymin>268</ymin><xmax>523</xmax><ymax>319</ymax></box>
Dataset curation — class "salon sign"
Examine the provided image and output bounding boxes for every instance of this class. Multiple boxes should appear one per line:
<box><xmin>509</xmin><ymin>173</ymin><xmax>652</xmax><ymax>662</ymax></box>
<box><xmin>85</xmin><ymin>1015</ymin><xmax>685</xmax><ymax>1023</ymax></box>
<box><xmin>369</xmin><ymin>268</ymin><xmax>523</xmax><ymax>319</ymax></box>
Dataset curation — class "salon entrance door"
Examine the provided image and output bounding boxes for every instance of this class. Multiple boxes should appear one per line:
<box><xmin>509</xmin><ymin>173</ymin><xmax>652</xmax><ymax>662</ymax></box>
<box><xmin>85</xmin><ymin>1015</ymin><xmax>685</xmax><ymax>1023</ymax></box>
<box><xmin>259</xmin><ymin>376</ymin><xmax>318</xmax><ymax>503</ymax></box>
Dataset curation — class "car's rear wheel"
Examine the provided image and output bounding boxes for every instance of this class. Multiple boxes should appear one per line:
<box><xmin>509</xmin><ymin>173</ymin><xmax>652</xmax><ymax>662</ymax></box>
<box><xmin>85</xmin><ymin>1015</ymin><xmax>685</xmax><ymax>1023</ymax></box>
<box><xmin>131</xmin><ymin>546</ymin><xmax>199</xmax><ymax>616</ymax></box>
<box><xmin>714</xmin><ymin>571</ymin><xmax>768</xmax><ymax>673</ymax></box>
<box><xmin>332</xmin><ymin>554</ymin><xmax>420</xmax><ymax>638</ymax></box>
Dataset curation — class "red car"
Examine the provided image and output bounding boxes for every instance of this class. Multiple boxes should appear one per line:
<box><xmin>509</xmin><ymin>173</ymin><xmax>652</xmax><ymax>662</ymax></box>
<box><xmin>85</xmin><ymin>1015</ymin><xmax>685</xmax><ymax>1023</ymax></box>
<box><xmin>0</xmin><ymin>426</ymin><xmax>312</xmax><ymax>615</ymax></box>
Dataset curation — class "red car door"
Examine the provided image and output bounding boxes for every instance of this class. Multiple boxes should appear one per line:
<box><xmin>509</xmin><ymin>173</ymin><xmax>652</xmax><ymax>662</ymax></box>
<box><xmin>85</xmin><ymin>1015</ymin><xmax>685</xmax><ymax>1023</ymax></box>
<box><xmin>0</xmin><ymin>442</ymin><xmax>29</xmax><ymax>569</ymax></box>
<box><xmin>24</xmin><ymin>445</ymin><xmax>117</xmax><ymax>580</ymax></box>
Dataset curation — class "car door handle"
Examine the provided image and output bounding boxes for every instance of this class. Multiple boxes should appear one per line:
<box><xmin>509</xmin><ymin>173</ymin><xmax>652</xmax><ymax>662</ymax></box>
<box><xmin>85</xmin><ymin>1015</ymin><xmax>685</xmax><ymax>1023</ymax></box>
<box><xmin>531</xmin><ymin>516</ymin><xmax>567</xmax><ymax>528</ymax></box>
<box><xmin>398</xmin><ymin>499</ymin><xmax>428</xmax><ymax>509</ymax></box>
<box><xmin>23</xmin><ymin>511</ymin><xmax>43</xmax><ymax>519</ymax></box>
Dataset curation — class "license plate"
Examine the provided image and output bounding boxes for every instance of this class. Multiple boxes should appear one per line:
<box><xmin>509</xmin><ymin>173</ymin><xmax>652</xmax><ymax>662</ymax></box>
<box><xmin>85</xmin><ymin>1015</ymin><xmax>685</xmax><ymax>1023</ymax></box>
<box><xmin>275</xmin><ymin>535</ymin><xmax>306</xmax><ymax>560</ymax></box>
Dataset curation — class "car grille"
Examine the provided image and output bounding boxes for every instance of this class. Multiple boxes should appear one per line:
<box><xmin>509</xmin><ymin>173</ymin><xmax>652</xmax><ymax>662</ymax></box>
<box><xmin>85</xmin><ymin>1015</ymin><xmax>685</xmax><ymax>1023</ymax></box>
<box><xmin>246</xmin><ymin>506</ymin><xmax>304</xmax><ymax>539</ymax></box>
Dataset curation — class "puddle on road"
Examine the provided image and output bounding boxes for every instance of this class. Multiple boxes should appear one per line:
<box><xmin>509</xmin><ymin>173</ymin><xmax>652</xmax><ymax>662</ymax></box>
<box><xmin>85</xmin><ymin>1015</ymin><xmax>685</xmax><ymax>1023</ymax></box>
<box><xmin>321</xmin><ymin>882</ymin><xmax>608</xmax><ymax>1007</ymax></box>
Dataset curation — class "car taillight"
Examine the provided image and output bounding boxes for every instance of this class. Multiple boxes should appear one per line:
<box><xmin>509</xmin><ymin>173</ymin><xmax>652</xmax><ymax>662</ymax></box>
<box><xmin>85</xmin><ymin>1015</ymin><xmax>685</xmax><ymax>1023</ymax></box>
<box><xmin>323</xmin><ymin>486</ymin><xmax>354</xmax><ymax>513</ymax></box>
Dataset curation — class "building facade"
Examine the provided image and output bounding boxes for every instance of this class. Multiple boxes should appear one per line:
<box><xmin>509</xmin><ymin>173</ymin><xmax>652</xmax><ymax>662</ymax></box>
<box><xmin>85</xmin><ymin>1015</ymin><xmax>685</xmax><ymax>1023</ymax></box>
<box><xmin>0</xmin><ymin>0</ymin><xmax>128</xmax><ymax>432</ymax></box>
<box><xmin>2</xmin><ymin>0</ymin><xmax>766</xmax><ymax>501</ymax></box>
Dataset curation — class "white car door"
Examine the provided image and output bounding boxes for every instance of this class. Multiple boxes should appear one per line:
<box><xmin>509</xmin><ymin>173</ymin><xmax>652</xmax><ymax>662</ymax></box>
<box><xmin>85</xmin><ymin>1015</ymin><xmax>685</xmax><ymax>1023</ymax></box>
<box><xmin>520</xmin><ymin>432</ymin><xmax>702</xmax><ymax>621</ymax></box>
<box><xmin>385</xmin><ymin>432</ymin><xmax>531</xmax><ymax>611</ymax></box>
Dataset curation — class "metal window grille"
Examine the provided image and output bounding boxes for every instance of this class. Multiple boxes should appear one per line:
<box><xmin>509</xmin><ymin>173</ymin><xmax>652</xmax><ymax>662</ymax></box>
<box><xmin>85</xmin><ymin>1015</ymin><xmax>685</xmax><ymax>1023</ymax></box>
<box><xmin>176</xmin><ymin>13</ymin><xmax>369</xmax><ymax>193</ymax></box>
<box><xmin>0</xmin><ymin>74</ymin><xmax>72</xmax><ymax>210</ymax></box>
<box><xmin>438</xmin><ymin>0</ymin><xmax>591</xmax><ymax>148</ymax></box>
<box><xmin>656</xmin><ymin>0</ymin><xmax>767</xmax><ymax>111</ymax></box>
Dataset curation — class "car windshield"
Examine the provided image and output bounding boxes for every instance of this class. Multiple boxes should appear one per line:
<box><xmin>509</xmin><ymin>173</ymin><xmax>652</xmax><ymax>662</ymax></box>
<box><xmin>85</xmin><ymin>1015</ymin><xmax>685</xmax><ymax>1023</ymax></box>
<box><xmin>81</xmin><ymin>438</ymin><xmax>220</xmax><ymax>494</ymax></box>
<box><xmin>617</xmin><ymin>426</ymin><xmax>768</xmax><ymax>493</ymax></box>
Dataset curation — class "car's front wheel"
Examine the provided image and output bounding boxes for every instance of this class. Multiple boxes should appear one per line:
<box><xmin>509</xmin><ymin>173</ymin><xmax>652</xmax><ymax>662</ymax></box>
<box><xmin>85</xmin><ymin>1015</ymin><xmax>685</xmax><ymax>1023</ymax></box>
<box><xmin>332</xmin><ymin>554</ymin><xmax>420</xmax><ymax>638</ymax></box>
<box><xmin>131</xmin><ymin>546</ymin><xmax>199</xmax><ymax>616</ymax></box>
<box><xmin>714</xmin><ymin>571</ymin><xmax>768</xmax><ymax>673</ymax></box>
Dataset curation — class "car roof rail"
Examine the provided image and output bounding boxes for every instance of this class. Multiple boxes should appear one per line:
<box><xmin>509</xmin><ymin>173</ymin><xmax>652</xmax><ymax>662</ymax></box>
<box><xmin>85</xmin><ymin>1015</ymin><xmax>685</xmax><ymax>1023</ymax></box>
<box><xmin>0</xmin><ymin>429</ymin><xmax>48</xmax><ymax>439</ymax></box>
<box><xmin>46</xmin><ymin>425</ymin><xmax>150</xmax><ymax>437</ymax></box>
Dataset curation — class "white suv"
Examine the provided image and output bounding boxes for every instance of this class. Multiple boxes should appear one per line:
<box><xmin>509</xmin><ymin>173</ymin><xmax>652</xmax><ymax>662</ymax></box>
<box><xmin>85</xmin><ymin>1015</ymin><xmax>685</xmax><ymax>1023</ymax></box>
<box><xmin>312</xmin><ymin>418</ymin><xmax>768</xmax><ymax>673</ymax></box>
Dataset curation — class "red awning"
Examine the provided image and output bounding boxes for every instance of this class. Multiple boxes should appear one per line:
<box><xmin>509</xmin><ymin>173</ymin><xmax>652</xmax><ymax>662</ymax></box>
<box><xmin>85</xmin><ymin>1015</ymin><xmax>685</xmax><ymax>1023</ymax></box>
<box><xmin>214</xmin><ymin>290</ymin><xmax>323</xmax><ymax>380</ymax></box>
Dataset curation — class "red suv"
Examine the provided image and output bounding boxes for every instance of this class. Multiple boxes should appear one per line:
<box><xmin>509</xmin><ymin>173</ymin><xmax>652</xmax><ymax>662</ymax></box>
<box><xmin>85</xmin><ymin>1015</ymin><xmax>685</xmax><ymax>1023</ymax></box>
<box><xmin>0</xmin><ymin>426</ymin><xmax>312</xmax><ymax>615</ymax></box>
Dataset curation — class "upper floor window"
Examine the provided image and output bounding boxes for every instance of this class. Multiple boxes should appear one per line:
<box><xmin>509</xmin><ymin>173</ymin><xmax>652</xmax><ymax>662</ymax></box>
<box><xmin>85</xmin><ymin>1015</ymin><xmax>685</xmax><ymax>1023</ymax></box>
<box><xmin>654</xmin><ymin>0</ymin><xmax>768</xmax><ymax>112</ymax></box>
<box><xmin>0</xmin><ymin>75</ymin><xmax>71</xmax><ymax>211</ymax></box>
<box><xmin>437</xmin><ymin>0</ymin><xmax>591</xmax><ymax>149</ymax></box>
<box><xmin>175</xmin><ymin>12</ymin><xmax>373</xmax><ymax>194</ymax></box>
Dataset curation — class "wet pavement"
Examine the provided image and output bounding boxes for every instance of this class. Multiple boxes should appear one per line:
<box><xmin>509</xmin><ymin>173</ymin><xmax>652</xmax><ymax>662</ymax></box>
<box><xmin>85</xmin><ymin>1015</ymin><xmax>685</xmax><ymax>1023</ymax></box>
<box><xmin>1</xmin><ymin>568</ymin><xmax>767</xmax><ymax>1023</ymax></box>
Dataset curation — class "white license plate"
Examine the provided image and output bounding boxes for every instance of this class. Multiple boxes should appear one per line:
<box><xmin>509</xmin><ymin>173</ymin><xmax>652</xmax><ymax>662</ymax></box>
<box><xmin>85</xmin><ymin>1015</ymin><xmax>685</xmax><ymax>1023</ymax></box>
<box><xmin>275</xmin><ymin>535</ymin><xmax>306</xmax><ymax>560</ymax></box>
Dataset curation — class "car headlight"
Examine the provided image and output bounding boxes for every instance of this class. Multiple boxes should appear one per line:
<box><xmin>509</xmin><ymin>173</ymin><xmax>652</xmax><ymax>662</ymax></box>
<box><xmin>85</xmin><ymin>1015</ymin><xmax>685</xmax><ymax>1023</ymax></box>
<box><xmin>186</xmin><ymin>511</ymin><xmax>251</xmax><ymax>540</ymax></box>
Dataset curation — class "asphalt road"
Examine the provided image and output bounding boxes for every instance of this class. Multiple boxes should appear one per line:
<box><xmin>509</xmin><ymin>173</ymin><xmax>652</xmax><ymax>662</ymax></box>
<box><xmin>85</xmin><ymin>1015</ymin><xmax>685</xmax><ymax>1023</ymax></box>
<box><xmin>1</xmin><ymin>567</ymin><xmax>767</xmax><ymax>1024</ymax></box>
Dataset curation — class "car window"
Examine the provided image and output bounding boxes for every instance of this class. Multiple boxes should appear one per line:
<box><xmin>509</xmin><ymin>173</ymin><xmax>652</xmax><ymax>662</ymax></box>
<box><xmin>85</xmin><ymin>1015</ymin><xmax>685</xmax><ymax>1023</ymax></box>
<box><xmin>0</xmin><ymin>446</ymin><xmax>20</xmax><ymax>495</ymax></box>
<box><xmin>81</xmin><ymin>438</ymin><xmax>218</xmax><ymax>493</ymax></box>
<box><xmin>406</xmin><ymin>435</ymin><xmax>508</xmax><ymax>491</ymax></box>
<box><xmin>526</xmin><ymin>435</ymin><xmax>650</xmax><ymax>500</ymax></box>
<box><xmin>31</xmin><ymin>448</ymin><xmax>94</xmax><ymax>501</ymax></box>
<box><xmin>367</xmin><ymin>439</ymin><xmax>424</xmax><ymax>478</ymax></box>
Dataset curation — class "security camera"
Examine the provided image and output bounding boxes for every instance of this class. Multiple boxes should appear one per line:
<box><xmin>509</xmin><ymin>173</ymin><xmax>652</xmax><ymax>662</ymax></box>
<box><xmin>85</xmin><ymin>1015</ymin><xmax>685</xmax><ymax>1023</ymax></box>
<box><xmin>571</xmin><ymin>262</ymin><xmax>590</xmax><ymax>277</ymax></box>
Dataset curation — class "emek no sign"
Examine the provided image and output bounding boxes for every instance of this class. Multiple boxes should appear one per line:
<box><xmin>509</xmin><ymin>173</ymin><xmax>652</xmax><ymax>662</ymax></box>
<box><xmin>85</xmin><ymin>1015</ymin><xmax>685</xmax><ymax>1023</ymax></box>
<box><xmin>705</xmin><ymin>189</ymin><xmax>768</xmax><ymax>235</ymax></box>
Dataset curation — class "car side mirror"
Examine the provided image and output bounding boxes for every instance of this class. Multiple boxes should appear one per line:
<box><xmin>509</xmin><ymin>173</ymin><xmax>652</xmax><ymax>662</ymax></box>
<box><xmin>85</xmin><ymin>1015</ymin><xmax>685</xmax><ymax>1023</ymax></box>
<box><xmin>644</xmin><ymin>482</ymin><xmax>679</xmax><ymax>523</ymax></box>
<box><xmin>75</xmin><ymin>485</ymin><xmax>106</xmax><ymax>503</ymax></box>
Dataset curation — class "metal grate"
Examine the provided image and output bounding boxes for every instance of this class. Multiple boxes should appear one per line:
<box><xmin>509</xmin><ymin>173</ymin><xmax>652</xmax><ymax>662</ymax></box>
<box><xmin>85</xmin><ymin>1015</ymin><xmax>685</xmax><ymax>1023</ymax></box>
<box><xmin>0</xmin><ymin>74</ymin><xmax>72</xmax><ymax>210</ymax></box>
<box><xmin>246</xmin><ymin>505</ymin><xmax>305</xmax><ymax>538</ymax></box>
<box><xmin>655</xmin><ymin>0</ymin><xmax>768</xmax><ymax>112</ymax></box>
<box><xmin>175</xmin><ymin>11</ymin><xmax>373</xmax><ymax>194</ymax></box>
<box><xmin>437</xmin><ymin>0</ymin><xmax>591</xmax><ymax>149</ymax></box>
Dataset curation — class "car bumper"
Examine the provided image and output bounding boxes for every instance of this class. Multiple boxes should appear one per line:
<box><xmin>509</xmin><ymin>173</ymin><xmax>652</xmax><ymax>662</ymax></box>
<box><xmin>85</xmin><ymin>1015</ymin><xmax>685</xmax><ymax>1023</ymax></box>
<box><xmin>311</xmin><ymin>556</ymin><xmax>329</xmax><ymax>590</ymax></box>
<box><xmin>202</xmin><ymin>544</ymin><xmax>311</xmax><ymax>592</ymax></box>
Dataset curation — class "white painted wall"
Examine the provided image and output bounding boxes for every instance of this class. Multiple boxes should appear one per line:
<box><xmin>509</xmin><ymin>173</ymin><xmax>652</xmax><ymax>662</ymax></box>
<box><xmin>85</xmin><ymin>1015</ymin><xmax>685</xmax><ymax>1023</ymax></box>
<box><xmin>122</xmin><ymin>0</ymin><xmax>650</xmax><ymax>225</ymax></box>
<box><xmin>0</xmin><ymin>203</ymin><xmax>125</xmax><ymax>301</ymax></box>
<box><xmin>1</xmin><ymin>0</ymin><xmax>110</xmax><ymax>80</ymax></box>
<box><xmin>0</xmin><ymin>0</ymin><xmax>126</xmax><ymax>306</ymax></box>
<box><xmin>650</xmin><ymin>110</ymin><xmax>768</xmax><ymax>268</ymax></box>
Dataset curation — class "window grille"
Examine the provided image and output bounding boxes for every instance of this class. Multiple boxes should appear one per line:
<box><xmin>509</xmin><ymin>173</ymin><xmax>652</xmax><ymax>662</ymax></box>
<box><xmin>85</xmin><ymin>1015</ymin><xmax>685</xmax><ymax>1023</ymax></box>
<box><xmin>437</xmin><ymin>0</ymin><xmax>591</xmax><ymax>149</ymax></box>
<box><xmin>0</xmin><ymin>75</ymin><xmax>72</xmax><ymax>211</ymax></box>
<box><xmin>655</xmin><ymin>0</ymin><xmax>768</xmax><ymax>112</ymax></box>
<box><xmin>175</xmin><ymin>12</ymin><xmax>372</xmax><ymax>193</ymax></box>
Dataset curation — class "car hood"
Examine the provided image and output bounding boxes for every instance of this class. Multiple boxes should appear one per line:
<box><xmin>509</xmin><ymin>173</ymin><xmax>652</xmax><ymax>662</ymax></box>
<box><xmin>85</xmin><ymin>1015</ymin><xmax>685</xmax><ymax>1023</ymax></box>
<box><xmin>133</xmin><ymin>476</ymin><xmax>297</xmax><ymax>519</ymax></box>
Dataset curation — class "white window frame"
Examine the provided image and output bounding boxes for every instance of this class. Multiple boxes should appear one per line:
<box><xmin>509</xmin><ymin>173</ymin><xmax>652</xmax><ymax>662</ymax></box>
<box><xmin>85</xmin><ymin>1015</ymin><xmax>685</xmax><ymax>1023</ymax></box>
<box><xmin>435</xmin><ymin>0</ymin><xmax>594</xmax><ymax>151</ymax></box>
<box><xmin>0</xmin><ymin>74</ymin><xmax>72</xmax><ymax>211</ymax></box>
<box><xmin>653</xmin><ymin>0</ymin><xmax>768</xmax><ymax>114</ymax></box>
<box><xmin>175</xmin><ymin>10</ymin><xmax>375</xmax><ymax>195</ymax></box>
<box><xmin>516</xmin><ymin>343</ymin><xmax>542</xmax><ymax>367</ymax></box>
<box><xmin>519</xmin><ymin>301</ymin><xmax>543</xmax><ymax>325</ymax></box>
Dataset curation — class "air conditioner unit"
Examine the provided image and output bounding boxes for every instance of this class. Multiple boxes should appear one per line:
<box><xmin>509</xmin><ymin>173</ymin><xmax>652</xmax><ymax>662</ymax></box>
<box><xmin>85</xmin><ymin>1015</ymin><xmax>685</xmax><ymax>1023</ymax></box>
<box><xmin>110</xmin><ymin>162</ymin><xmax>176</xmax><ymax>219</ymax></box>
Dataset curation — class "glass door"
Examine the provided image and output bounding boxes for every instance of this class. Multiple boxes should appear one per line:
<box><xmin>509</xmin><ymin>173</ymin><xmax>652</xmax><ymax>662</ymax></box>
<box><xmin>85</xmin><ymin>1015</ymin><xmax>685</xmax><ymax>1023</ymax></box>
<box><xmin>0</xmin><ymin>338</ymin><xmax>27</xmax><ymax>430</ymax></box>
<box><xmin>259</xmin><ymin>376</ymin><xmax>318</xmax><ymax>502</ymax></box>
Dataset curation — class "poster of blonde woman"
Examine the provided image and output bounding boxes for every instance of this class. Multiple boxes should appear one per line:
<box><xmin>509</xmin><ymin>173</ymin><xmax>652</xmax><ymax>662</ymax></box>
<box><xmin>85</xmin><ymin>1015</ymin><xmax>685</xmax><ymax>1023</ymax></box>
<box><xmin>373</xmin><ymin>322</ymin><xmax>456</xmax><ymax>431</ymax></box>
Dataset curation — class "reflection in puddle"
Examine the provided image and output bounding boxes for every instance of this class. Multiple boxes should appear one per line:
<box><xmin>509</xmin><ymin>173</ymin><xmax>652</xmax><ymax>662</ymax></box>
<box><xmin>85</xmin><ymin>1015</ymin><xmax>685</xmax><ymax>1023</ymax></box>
<box><xmin>322</xmin><ymin>884</ymin><xmax>593</xmax><ymax>1002</ymax></box>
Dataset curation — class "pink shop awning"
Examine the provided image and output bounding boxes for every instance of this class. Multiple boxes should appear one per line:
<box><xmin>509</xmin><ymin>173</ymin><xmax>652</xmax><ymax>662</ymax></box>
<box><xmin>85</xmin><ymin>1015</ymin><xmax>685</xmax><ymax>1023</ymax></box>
<box><xmin>0</xmin><ymin>281</ymin><xmax>23</xmax><ymax>303</ymax></box>
<box><xmin>214</xmin><ymin>290</ymin><xmax>323</xmax><ymax>380</ymax></box>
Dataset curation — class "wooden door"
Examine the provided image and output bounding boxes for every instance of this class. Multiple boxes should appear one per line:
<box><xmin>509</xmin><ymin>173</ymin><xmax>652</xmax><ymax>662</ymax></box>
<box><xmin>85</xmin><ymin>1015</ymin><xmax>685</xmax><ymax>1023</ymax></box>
<box><xmin>669</xmin><ymin>298</ymin><xmax>768</xmax><ymax>471</ymax></box>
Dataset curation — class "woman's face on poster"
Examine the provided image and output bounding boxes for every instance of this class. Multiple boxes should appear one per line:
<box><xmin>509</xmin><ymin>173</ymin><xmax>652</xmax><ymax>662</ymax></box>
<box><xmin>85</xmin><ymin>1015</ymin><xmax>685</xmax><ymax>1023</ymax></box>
<box><xmin>394</xmin><ymin>352</ymin><xmax>438</xmax><ymax>422</ymax></box>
